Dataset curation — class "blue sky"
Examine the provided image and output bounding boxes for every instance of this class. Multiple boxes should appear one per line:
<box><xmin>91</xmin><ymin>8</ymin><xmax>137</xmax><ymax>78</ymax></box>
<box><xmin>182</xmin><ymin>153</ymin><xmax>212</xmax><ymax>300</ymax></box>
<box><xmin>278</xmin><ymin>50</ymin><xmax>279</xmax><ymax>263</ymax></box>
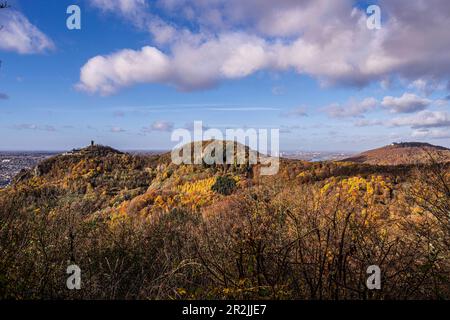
<box><xmin>0</xmin><ymin>0</ymin><xmax>449</xmax><ymax>151</ymax></box>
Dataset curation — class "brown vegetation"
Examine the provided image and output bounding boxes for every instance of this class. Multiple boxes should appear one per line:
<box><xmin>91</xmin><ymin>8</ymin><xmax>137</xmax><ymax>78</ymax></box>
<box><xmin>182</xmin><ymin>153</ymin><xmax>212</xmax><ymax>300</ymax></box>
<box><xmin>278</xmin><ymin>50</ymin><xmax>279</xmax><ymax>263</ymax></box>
<box><xmin>343</xmin><ymin>142</ymin><xmax>450</xmax><ymax>165</ymax></box>
<box><xmin>0</xmin><ymin>144</ymin><xmax>449</xmax><ymax>299</ymax></box>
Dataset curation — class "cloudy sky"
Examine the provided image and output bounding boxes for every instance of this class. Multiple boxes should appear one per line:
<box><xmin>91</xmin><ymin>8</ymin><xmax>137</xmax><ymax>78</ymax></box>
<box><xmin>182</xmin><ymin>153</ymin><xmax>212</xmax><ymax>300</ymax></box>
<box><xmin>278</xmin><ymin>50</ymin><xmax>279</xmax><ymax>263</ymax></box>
<box><xmin>0</xmin><ymin>0</ymin><xmax>449</xmax><ymax>151</ymax></box>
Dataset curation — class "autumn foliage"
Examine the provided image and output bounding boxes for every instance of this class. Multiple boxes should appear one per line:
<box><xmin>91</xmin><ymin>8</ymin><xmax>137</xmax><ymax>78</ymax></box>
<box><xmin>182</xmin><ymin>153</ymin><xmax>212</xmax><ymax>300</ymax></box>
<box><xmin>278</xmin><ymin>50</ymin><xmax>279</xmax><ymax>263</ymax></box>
<box><xmin>0</xmin><ymin>144</ymin><xmax>448</xmax><ymax>299</ymax></box>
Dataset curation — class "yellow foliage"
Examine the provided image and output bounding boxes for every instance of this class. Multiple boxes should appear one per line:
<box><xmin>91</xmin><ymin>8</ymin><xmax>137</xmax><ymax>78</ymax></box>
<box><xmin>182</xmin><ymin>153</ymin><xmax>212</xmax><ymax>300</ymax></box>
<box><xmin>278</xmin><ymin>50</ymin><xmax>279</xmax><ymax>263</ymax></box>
<box><xmin>177</xmin><ymin>177</ymin><xmax>216</xmax><ymax>210</ymax></box>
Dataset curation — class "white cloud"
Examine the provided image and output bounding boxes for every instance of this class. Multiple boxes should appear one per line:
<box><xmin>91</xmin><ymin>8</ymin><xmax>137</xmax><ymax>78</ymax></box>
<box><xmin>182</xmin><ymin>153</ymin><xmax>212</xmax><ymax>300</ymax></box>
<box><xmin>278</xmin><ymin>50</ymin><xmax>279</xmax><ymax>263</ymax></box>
<box><xmin>155</xmin><ymin>0</ymin><xmax>353</xmax><ymax>38</ymax></box>
<box><xmin>354</xmin><ymin>119</ymin><xmax>383</xmax><ymax>127</ymax></box>
<box><xmin>411</xmin><ymin>128</ymin><xmax>450</xmax><ymax>140</ymax></box>
<box><xmin>408</xmin><ymin>79</ymin><xmax>444</xmax><ymax>96</ymax></box>
<box><xmin>77</xmin><ymin>46</ymin><xmax>171</xmax><ymax>95</ymax></box>
<box><xmin>435</xmin><ymin>99</ymin><xmax>449</xmax><ymax>108</ymax></box>
<box><xmin>110</xmin><ymin>126</ymin><xmax>126</xmax><ymax>133</ymax></box>
<box><xmin>0</xmin><ymin>10</ymin><xmax>54</xmax><ymax>54</ymax></box>
<box><xmin>148</xmin><ymin>19</ymin><xmax>178</xmax><ymax>45</ymax></box>
<box><xmin>281</xmin><ymin>107</ymin><xmax>308</xmax><ymax>117</ymax></box>
<box><xmin>13</xmin><ymin>124</ymin><xmax>56</xmax><ymax>131</ymax></box>
<box><xmin>90</xmin><ymin>0</ymin><xmax>147</xmax><ymax>20</ymax></box>
<box><xmin>77</xmin><ymin>33</ymin><xmax>272</xmax><ymax>94</ymax></box>
<box><xmin>325</xmin><ymin>97</ymin><xmax>378</xmax><ymax>118</ymax></box>
<box><xmin>382</xmin><ymin>93</ymin><xmax>431</xmax><ymax>113</ymax></box>
<box><xmin>271</xmin><ymin>86</ymin><xmax>285</xmax><ymax>96</ymax></box>
<box><xmin>81</xmin><ymin>0</ymin><xmax>450</xmax><ymax>94</ymax></box>
<box><xmin>390</xmin><ymin>111</ymin><xmax>450</xmax><ymax>129</ymax></box>
<box><xmin>143</xmin><ymin>121</ymin><xmax>174</xmax><ymax>132</ymax></box>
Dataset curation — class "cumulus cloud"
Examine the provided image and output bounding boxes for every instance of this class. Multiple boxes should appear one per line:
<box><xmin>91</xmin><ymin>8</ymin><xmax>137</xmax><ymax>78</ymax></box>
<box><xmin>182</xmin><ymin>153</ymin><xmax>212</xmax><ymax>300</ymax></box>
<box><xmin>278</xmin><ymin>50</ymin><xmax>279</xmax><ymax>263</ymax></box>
<box><xmin>0</xmin><ymin>10</ymin><xmax>54</xmax><ymax>54</ymax></box>
<box><xmin>77</xmin><ymin>33</ymin><xmax>271</xmax><ymax>94</ymax></box>
<box><xmin>390</xmin><ymin>111</ymin><xmax>450</xmax><ymax>129</ymax></box>
<box><xmin>143</xmin><ymin>121</ymin><xmax>174</xmax><ymax>132</ymax></box>
<box><xmin>90</xmin><ymin>0</ymin><xmax>147</xmax><ymax>21</ymax></box>
<box><xmin>324</xmin><ymin>97</ymin><xmax>378</xmax><ymax>118</ymax></box>
<box><xmin>155</xmin><ymin>0</ymin><xmax>354</xmax><ymax>38</ymax></box>
<box><xmin>80</xmin><ymin>0</ymin><xmax>450</xmax><ymax>95</ymax></box>
<box><xmin>408</xmin><ymin>79</ymin><xmax>444</xmax><ymax>96</ymax></box>
<box><xmin>76</xmin><ymin>46</ymin><xmax>171</xmax><ymax>95</ymax></box>
<box><xmin>381</xmin><ymin>93</ymin><xmax>431</xmax><ymax>113</ymax></box>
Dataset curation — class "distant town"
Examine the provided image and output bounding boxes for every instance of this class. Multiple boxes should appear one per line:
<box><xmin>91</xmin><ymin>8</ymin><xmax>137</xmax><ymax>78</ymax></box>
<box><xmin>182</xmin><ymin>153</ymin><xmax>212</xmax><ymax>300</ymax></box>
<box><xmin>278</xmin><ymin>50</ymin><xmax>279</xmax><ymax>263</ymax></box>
<box><xmin>0</xmin><ymin>152</ymin><xmax>58</xmax><ymax>187</ymax></box>
<box><xmin>280</xmin><ymin>151</ymin><xmax>353</xmax><ymax>162</ymax></box>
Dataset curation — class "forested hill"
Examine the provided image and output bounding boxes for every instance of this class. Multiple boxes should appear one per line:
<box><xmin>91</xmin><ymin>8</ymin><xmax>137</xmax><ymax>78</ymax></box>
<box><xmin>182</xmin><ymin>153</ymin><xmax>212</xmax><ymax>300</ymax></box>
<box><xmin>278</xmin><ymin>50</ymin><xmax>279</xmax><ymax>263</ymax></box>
<box><xmin>0</xmin><ymin>142</ymin><xmax>449</xmax><ymax>299</ymax></box>
<box><xmin>343</xmin><ymin>142</ymin><xmax>450</xmax><ymax>165</ymax></box>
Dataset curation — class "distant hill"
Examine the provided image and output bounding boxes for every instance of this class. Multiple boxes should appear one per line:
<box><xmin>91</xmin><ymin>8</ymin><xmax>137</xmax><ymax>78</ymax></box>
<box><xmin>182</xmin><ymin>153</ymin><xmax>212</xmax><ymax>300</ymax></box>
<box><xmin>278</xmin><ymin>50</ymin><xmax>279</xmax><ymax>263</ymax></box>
<box><xmin>342</xmin><ymin>142</ymin><xmax>450</xmax><ymax>165</ymax></box>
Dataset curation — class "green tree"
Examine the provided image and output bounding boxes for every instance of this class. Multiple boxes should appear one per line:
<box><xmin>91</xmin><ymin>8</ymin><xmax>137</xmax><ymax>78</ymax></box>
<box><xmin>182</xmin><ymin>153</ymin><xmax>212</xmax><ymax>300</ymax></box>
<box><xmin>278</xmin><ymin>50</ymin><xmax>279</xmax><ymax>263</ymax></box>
<box><xmin>211</xmin><ymin>176</ymin><xmax>236</xmax><ymax>195</ymax></box>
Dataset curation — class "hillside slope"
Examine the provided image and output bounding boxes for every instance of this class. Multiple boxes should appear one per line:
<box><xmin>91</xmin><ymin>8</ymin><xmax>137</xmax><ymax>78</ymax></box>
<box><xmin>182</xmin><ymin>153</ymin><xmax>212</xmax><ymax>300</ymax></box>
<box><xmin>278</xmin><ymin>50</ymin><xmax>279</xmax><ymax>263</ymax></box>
<box><xmin>342</xmin><ymin>142</ymin><xmax>450</xmax><ymax>165</ymax></box>
<box><xmin>0</xmin><ymin>142</ymin><xmax>449</xmax><ymax>299</ymax></box>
